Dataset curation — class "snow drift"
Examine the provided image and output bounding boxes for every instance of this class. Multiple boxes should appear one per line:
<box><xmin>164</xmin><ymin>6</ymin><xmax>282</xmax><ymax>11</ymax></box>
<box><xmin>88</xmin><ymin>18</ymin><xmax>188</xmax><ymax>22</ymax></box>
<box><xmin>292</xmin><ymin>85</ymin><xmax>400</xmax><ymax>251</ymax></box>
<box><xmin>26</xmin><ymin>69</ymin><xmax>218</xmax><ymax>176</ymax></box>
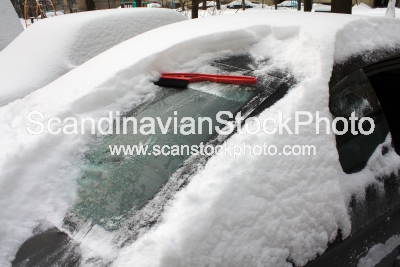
<box><xmin>1</xmin><ymin>11</ymin><xmax>400</xmax><ymax>267</ymax></box>
<box><xmin>0</xmin><ymin>8</ymin><xmax>186</xmax><ymax>107</ymax></box>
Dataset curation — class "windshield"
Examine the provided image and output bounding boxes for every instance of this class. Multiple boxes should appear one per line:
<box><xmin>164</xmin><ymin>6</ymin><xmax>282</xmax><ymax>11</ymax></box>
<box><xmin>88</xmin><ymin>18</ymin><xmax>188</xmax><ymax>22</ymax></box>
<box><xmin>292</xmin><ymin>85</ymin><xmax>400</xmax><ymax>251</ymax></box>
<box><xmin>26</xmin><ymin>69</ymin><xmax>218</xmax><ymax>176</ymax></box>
<box><xmin>74</xmin><ymin>83</ymin><xmax>256</xmax><ymax>230</ymax></box>
<box><xmin>68</xmin><ymin>54</ymin><xmax>295</xmax><ymax>231</ymax></box>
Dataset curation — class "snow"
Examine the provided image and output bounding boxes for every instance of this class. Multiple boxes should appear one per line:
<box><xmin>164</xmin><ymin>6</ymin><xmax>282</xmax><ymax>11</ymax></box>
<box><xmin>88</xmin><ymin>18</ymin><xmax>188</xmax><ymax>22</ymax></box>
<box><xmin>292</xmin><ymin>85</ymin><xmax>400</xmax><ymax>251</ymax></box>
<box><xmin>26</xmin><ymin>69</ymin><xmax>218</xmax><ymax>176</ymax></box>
<box><xmin>334</xmin><ymin>16</ymin><xmax>400</xmax><ymax>61</ymax></box>
<box><xmin>358</xmin><ymin>235</ymin><xmax>400</xmax><ymax>267</ymax></box>
<box><xmin>227</xmin><ymin>0</ymin><xmax>256</xmax><ymax>7</ymax></box>
<box><xmin>0</xmin><ymin>0</ymin><xmax>24</xmax><ymax>51</ymax></box>
<box><xmin>353</xmin><ymin>3</ymin><xmax>372</xmax><ymax>9</ymax></box>
<box><xmin>198</xmin><ymin>1</ymin><xmax>218</xmax><ymax>7</ymax></box>
<box><xmin>20</xmin><ymin>12</ymin><xmax>66</xmax><ymax>29</ymax></box>
<box><xmin>0</xmin><ymin>8</ymin><xmax>187</xmax><ymax>107</ymax></box>
<box><xmin>313</xmin><ymin>3</ymin><xmax>331</xmax><ymax>12</ymax></box>
<box><xmin>386</xmin><ymin>0</ymin><xmax>396</xmax><ymax>17</ymax></box>
<box><xmin>1</xmin><ymin>10</ymin><xmax>400</xmax><ymax>267</ymax></box>
<box><xmin>181</xmin><ymin>3</ymin><xmax>400</xmax><ymax>18</ymax></box>
<box><xmin>39</xmin><ymin>11</ymin><xmax>65</xmax><ymax>19</ymax></box>
<box><xmin>353</xmin><ymin>6</ymin><xmax>400</xmax><ymax>17</ymax></box>
<box><xmin>277</xmin><ymin>0</ymin><xmax>299</xmax><ymax>7</ymax></box>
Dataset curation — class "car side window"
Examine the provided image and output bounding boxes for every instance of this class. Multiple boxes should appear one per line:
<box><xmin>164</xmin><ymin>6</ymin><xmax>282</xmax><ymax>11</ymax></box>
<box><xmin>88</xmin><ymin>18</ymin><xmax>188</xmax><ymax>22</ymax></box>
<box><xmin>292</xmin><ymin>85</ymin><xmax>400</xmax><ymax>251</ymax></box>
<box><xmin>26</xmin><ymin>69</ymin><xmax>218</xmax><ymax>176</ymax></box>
<box><xmin>367</xmin><ymin>64</ymin><xmax>400</xmax><ymax>155</ymax></box>
<box><xmin>329</xmin><ymin>69</ymin><xmax>390</xmax><ymax>174</ymax></box>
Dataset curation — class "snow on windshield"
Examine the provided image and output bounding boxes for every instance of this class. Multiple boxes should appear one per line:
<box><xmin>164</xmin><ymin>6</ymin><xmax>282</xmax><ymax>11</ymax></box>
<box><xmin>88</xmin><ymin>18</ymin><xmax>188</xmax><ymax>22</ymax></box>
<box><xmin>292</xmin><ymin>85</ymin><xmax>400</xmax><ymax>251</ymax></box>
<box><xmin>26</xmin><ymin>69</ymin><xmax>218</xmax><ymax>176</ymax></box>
<box><xmin>1</xmin><ymin>11</ymin><xmax>400</xmax><ymax>267</ymax></box>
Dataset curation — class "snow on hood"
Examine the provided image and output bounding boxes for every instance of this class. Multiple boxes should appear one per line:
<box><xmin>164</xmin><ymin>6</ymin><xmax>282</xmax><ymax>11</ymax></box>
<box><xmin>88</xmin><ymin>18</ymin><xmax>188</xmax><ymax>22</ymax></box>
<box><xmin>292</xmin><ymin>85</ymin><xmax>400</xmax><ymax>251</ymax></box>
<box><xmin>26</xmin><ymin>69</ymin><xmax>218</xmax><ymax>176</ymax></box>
<box><xmin>0</xmin><ymin>8</ymin><xmax>187</xmax><ymax>107</ymax></box>
<box><xmin>1</xmin><ymin>12</ymin><xmax>400</xmax><ymax>267</ymax></box>
<box><xmin>0</xmin><ymin>0</ymin><xmax>24</xmax><ymax>52</ymax></box>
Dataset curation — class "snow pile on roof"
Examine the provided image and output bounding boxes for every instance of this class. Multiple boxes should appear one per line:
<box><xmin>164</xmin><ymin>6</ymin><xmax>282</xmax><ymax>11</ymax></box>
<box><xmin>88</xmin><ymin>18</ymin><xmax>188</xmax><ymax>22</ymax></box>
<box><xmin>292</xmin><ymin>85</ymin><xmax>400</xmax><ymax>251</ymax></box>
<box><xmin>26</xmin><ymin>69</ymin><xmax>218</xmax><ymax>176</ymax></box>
<box><xmin>0</xmin><ymin>8</ymin><xmax>186</xmax><ymax>107</ymax></box>
<box><xmin>1</xmin><ymin>11</ymin><xmax>400</xmax><ymax>267</ymax></box>
<box><xmin>334</xmin><ymin>16</ymin><xmax>400</xmax><ymax>61</ymax></box>
<box><xmin>0</xmin><ymin>0</ymin><xmax>24</xmax><ymax>52</ymax></box>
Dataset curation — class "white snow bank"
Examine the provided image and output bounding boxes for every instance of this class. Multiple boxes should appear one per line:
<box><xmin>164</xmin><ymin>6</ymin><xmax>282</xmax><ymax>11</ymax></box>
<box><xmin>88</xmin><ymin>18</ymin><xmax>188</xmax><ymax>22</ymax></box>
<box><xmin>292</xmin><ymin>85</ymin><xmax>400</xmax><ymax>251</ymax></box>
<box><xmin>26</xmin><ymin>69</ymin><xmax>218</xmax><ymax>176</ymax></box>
<box><xmin>0</xmin><ymin>0</ymin><xmax>24</xmax><ymax>51</ymax></box>
<box><xmin>1</xmin><ymin>11</ymin><xmax>400</xmax><ymax>267</ymax></box>
<box><xmin>353</xmin><ymin>7</ymin><xmax>400</xmax><ymax>17</ymax></box>
<box><xmin>353</xmin><ymin>3</ymin><xmax>372</xmax><ymax>9</ymax></box>
<box><xmin>0</xmin><ymin>8</ymin><xmax>186</xmax><ymax>107</ymax></box>
<box><xmin>358</xmin><ymin>235</ymin><xmax>400</xmax><ymax>267</ymax></box>
<box><xmin>386</xmin><ymin>0</ymin><xmax>396</xmax><ymax>17</ymax></box>
<box><xmin>313</xmin><ymin>3</ymin><xmax>394</xmax><ymax>14</ymax></box>
<box><xmin>227</xmin><ymin>0</ymin><xmax>256</xmax><ymax>7</ymax></box>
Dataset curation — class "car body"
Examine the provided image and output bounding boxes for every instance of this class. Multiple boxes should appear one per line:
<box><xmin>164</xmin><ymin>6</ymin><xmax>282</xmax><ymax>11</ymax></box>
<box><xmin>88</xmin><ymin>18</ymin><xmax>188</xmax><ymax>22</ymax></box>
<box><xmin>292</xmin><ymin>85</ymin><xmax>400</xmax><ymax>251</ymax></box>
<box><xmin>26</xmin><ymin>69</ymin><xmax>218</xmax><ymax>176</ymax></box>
<box><xmin>2</xmin><ymin>12</ymin><xmax>400</xmax><ymax>267</ymax></box>
<box><xmin>277</xmin><ymin>0</ymin><xmax>300</xmax><ymax>8</ymax></box>
<box><xmin>305</xmin><ymin>49</ymin><xmax>400</xmax><ymax>267</ymax></box>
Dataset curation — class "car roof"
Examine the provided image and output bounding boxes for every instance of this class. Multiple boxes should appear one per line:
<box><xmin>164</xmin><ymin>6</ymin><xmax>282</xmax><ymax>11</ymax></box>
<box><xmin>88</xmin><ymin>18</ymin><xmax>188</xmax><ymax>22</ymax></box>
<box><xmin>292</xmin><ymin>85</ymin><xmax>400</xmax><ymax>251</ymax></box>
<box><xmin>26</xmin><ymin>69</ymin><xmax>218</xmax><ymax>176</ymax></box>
<box><xmin>2</xmin><ymin>13</ymin><xmax>399</xmax><ymax>165</ymax></box>
<box><xmin>4</xmin><ymin>12</ymin><xmax>380</xmax><ymax>112</ymax></box>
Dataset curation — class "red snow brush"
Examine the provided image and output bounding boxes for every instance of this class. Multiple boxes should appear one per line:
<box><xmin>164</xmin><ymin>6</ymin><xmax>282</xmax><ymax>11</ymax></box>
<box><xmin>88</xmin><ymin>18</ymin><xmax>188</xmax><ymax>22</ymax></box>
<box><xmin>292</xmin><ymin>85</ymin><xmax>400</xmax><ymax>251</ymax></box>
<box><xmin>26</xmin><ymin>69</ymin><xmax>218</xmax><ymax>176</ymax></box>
<box><xmin>154</xmin><ymin>73</ymin><xmax>257</xmax><ymax>89</ymax></box>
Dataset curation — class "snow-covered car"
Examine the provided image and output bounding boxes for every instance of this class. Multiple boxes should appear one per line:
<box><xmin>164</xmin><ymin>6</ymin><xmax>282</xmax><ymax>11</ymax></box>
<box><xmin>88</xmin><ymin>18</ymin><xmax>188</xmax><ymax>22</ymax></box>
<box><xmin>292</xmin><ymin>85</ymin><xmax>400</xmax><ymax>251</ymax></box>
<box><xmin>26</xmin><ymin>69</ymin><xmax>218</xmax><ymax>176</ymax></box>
<box><xmin>2</xmin><ymin>12</ymin><xmax>400</xmax><ymax>267</ymax></box>
<box><xmin>227</xmin><ymin>0</ymin><xmax>255</xmax><ymax>8</ymax></box>
<box><xmin>148</xmin><ymin>3</ymin><xmax>162</xmax><ymax>7</ymax></box>
<box><xmin>277</xmin><ymin>0</ymin><xmax>297</xmax><ymax>8</ymax></box>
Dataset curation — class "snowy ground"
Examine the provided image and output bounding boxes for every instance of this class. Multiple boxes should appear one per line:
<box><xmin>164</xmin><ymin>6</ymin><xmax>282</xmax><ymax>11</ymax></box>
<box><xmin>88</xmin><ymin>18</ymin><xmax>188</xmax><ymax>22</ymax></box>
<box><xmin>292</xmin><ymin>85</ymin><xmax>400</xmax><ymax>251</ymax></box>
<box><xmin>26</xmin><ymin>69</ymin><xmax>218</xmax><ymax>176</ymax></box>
<box><xmin>1</xmin><ymin>5</ymin><xmax>400</xmax><ymax>267</ymax></box>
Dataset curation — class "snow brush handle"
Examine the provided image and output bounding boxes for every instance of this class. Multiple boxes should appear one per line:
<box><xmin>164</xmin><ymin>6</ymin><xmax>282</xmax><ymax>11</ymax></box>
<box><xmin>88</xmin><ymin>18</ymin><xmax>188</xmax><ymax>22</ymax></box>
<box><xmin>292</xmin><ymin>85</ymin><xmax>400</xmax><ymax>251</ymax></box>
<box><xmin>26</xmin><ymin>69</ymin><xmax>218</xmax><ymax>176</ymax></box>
<box><xmin>160</xmin><ymin>73</ymin><xmax>257</xmax><ymax>85</ymax></box>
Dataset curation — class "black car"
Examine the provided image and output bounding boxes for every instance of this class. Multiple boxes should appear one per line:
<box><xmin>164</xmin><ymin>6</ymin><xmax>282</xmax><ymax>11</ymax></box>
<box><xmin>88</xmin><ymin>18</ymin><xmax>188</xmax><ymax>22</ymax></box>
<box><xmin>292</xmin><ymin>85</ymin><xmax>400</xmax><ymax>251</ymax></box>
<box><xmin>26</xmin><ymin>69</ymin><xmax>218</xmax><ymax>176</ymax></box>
<box><xmin>8</xmin><ymin>13</ymin><xmax>400</xmax><ymax>267</ymax></box>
